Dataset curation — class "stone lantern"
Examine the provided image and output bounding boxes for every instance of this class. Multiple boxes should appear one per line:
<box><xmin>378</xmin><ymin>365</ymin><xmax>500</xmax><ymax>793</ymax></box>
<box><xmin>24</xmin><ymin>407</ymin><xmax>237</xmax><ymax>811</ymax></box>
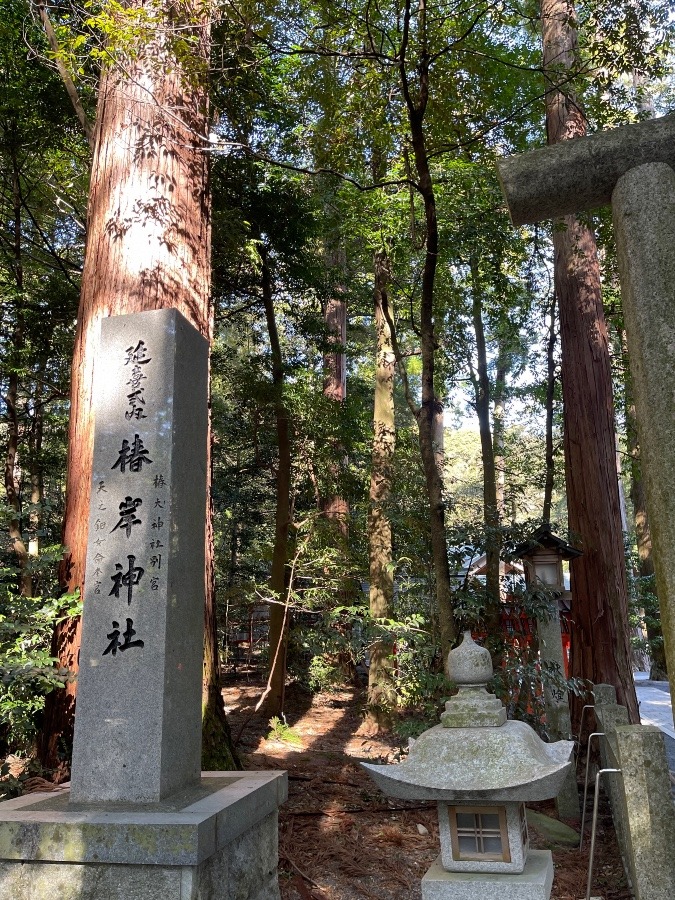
<box><xmin>512</xmin><ymin>524</ymin><xmax>582</xmax><ymax>819</ymax></box>
<box><xmin>513</xmin><ymin>522</ymin><xmax>581</xmax><ymax>597</ymax></box>
<box><xmin>362</xmin><ymin>632</ymin><xmax>574</xmax><ymax>899</ymax></box>
<box><xmin>513</xmin><ymin>524</ymin><xmax>581</xmax><ymax>734</ymax></box>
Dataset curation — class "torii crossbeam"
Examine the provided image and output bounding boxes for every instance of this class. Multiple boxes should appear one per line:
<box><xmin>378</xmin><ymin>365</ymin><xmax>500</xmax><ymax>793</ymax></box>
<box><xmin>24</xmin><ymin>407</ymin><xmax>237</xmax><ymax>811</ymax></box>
<box><xmin>498</xmin><ymin>113</ymin><xmax>675</xmax><ymax>715</ymax></box>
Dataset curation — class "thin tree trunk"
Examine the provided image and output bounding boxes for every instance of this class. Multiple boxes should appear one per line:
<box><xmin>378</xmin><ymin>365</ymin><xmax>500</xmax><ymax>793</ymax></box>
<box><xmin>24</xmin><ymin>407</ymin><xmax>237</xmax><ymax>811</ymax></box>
<box><xmin>37</xmin><ymin>1</ymin><xmax>93</xmax><ymax>146</ymax></box>
<box><xmin>322</xmin><ymin>248</ymin><xmax>349</xmax><ymax>534</ymax></box>
<box><xmin>39</xmin><ymin>3</ymin><xmax>237</xmax><ymax>771</ymax></box>
<box><xmin>469</xmin><ymin>258</ymin><xmax>501</xmax><ymax>653</ymax></box>
<box><xmin>542</xmin><ymin>0</ymin><xmax>639</xmax><ymax>727</ymax></box>
<box><xmin>202</xmin><ymin>422</ymin><xmax>240</xmax><ymax>770</ymax></box>
<box><xmin>4</xmin><ymin>148</ymin><xmax>31</xmax><ymax>597</ymax></box>
<box><xmin>27</xmin><ymin>376</ymin><xmax>45</xmax><ymax>562</ymax></box>
<box><xmin>395</xmin><ymin>0</ymin><xmax>455</xmax><ymax>657</ymax></box>
<box><xmin>367</xmin><ymin>249</ymin><xmax>396</xmax><ymax>727</ymax></box>
<box><xmin>542</xmin><ymin>292</ymin><xmax>557</xmax><ymax>523</ymax></box>
<box><xmin>493</xmin><ymin>356</ymin><xmax>507</xmax><ymax>521</ymax></box>
<box><xmin>261</xmin><ymin>244</ymin><xmax>292</xmax><ymax>717</ymax></box>
<box><xmin>4</xmin><ymin>355</ymin><xmax>30</xmax><ymax>597</ymax></box>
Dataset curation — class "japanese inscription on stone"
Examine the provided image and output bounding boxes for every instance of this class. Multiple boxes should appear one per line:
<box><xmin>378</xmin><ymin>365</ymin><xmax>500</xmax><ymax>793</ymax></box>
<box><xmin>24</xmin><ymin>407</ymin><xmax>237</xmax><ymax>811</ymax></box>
<box><xmin>91</xmin><ymin>339</ymin><xmax>169</xmax><ymax>657</ymax></box>
<box><xmin>70</xmin><ymin>309</ymin><xmax>208</xmax><ymax>804</ymax></box>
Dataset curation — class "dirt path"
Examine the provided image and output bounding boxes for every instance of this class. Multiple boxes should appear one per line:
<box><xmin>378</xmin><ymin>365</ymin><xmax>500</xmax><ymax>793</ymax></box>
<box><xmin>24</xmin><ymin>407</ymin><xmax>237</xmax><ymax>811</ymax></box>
<box><xmin>224</xmin><ymin>680</ymin><xmax>631</xmax><ymax>900</ymax></box>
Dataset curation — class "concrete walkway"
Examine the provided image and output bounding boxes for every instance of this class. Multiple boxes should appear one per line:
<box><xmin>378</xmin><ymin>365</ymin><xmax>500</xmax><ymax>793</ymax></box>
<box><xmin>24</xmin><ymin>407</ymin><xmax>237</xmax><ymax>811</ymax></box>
<box><xmin>634</xmin><ymin>671</ymin><xmax>675</xmax><ymax>776</ymax></box>
<box><xmin>635</xmin><ymin>672</ymin><xmax>675</xmax><ymax>737</ymax></box>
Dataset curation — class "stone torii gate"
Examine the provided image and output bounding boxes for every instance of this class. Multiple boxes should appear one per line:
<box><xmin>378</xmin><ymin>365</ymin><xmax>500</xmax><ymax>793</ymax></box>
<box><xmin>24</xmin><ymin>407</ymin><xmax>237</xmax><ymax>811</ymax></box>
<box><xmin>497</xmin><ymin>113</ymin><xmax>675</xmax><ymax>714</ymax></box>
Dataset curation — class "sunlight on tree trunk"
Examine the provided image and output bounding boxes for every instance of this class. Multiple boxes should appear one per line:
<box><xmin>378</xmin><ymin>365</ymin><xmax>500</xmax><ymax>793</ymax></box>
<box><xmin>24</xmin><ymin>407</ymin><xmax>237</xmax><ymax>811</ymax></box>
<box><xmin>493</xmin><ymin>356</ymin><xmax>507</xmax><ymax>522</ymax></box>
<box><xmin>367</xmin><ymin>249</ymin><xmax>396</xmax><ymax>728</ymax></box>
<box><xmin>322</xmin><ymin>246</ymin><xmax>349</xmax><ymax>535</ymax></box>
<box><xmin>468</xmin><ymin>258</ymin><xmax>502</xmax><ymax>662</ymax></box>
<box><xmin>261</xmin><ymin>244</ymin><xmax>292</xmax><ymax>718</ymax></box>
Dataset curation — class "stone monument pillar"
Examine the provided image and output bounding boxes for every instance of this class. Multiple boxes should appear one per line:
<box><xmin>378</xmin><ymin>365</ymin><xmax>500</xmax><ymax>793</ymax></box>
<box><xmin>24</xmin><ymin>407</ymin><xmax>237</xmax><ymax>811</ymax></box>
<box><xmin>71</xmin><ymin>309</ymin><xmax>207</xmax><ymax>803</ymax></box>
<box><xmin>512</xmin><ymin>526</ymin><xmax>581</xmax><ymax>819</ymax></box>
<box><xmin>0</xmin><ymin>310</ymin><xmax>286</xmax><ymax>900</ymax></box>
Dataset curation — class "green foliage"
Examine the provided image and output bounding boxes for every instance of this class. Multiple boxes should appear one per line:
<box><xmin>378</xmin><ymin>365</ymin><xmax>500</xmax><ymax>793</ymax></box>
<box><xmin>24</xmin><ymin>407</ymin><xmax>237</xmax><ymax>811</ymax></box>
<box><xmin>267</xmin><ymin>715</ymin><xmax>302</xmax><ymax>746</ymax></box>
<box><xmin>0</xmin><ymin>568</ymin><xmax>81</xmax><ymax>755</ymax></box>
<box><xmin>492</xmin><ymin>651</ymin><xmax>587</xmax><ymax>739</ymax></box>
<box><xmin>1</xmin><ymin>0</ymin><xmax>671</xmax><ymax>765</ymax></box>
<box><xmin>306</xmin><ymin>656</ymin><xmax>342</xmax><ymax>693</ymax></box>
<box><xmin>624</xmin><ymin>537</ymin><xmax>664</xmax><ymax>670</ymax></box>
<box><xmin>50</xmin><ymin>0</ymin><xmax>215</xmax><ymax>86</ymax></box>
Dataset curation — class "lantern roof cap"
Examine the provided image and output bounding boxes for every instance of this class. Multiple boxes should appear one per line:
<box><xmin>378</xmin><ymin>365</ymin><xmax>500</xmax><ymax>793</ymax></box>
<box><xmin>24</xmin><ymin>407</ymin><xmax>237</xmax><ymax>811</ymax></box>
<box><xmin>361</xmin><ymin>631</ymin><xmax>573</xmax><ymax>802</ymax></box>
<box><xmin>362</xmin><ymin>721</ymin><xmax>573</xmax><ymax>802</ymax></box>
<box><xmin>512</xmin><ymin>522</ymin><xmax>582</xmax><ymax>561</ymax></box>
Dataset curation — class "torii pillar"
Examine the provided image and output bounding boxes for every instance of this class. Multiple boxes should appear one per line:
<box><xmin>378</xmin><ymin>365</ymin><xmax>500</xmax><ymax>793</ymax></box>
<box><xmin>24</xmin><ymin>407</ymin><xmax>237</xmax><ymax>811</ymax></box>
<box><xmin>497</xmin><ymin>113</ymin><xmax>675</xmax><ymax>714</ymax></box>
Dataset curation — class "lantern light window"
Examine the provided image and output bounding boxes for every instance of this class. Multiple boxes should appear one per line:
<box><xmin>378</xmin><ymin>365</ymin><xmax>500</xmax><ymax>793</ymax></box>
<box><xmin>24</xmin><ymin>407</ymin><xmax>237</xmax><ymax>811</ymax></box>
<box><xmin>449</xmin><ymin>806</ymin><xmax>511</xmax><ymax>863</ymax></box>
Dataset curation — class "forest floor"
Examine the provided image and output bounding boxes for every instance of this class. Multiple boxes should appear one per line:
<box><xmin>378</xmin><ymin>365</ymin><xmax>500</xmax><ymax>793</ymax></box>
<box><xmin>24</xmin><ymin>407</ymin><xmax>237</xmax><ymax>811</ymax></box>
<box><xmin>225</xmin><ymin>678</ymin><xmax>631</xmax><ymax>900</ymax></box>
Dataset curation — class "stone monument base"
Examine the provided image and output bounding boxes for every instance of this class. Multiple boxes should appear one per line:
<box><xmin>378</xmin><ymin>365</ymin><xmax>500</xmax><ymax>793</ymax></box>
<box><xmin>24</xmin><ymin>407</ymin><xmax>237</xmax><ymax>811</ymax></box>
<box><xmin>0</xmin><ymin>771</ymin><xmax>286</xmax><ymax>900</ymax></box>
<box><xmin>421</xmin><ymin>849</ymin><xmax>554</xmax><ymax>900</ymax></box>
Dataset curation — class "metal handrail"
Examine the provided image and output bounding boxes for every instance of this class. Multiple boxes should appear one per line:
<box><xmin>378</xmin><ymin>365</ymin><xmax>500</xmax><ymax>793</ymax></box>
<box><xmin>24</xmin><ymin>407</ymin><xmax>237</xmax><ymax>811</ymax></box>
<box><xmin>574</xmin><ymin>704</ymin><xmax>595</xmax><ymax>770</ymax></box>
<box><xmin>580</xmin><ymin>732</ymin><xmax>604</xmax><ymax>847</ymax></box>
<box><xmin>585</xmin><ymin>768</ymin><xmax>621</xmax><ymax>900</ymax></box>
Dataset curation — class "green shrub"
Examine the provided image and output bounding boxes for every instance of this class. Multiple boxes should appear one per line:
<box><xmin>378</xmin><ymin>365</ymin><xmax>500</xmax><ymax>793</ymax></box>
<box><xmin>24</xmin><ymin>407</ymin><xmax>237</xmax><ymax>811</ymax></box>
<box><xmin>306</xmin><ymin>655</ymin><xmax>343</xmax><ymax>693</ymax></box>
<box><xmin>266</xmin><ymin>715</ymin><xmax>303</xmax><ymax>746</ymax></box>
<box><xmin>0</xmin><ymin>572</ymin><xmax>81</xmax><ymax>755</ymax></box>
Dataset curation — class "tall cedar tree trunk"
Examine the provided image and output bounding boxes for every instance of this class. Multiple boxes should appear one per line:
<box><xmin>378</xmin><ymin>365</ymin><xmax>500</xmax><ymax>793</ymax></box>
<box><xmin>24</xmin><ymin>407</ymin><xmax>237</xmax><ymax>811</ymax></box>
<box><xmin>542</xmin><ymin>0</ymin><xmax>639</xmax><ymax>726</ymax></box>
<box><xmin>468</xmin><ymin>259</ymin><xmax>502</xmax><ymax>656</ymax></box>
<box><xmin>542</xmin><ymin>293</ymin><xmax>558</xmax><ymax>523</ymax></box>
<box><xmin>39</xmin><ymin>2</ymin><xmax>239</xmax><ymax>771</ymax></box>
<box><xmin>4</xmin><ymin>147</ymin><xmax>31</xmax><ymax>597</ymax></box>
<box><xmin>367</xmin><ymin>249</ymin><xmax>396</xmax><ymax>726</ymax></box>
<box><xmin>626</xmin><ymin>375</ymin><xmax>668</xmax><ymax>680</ymax></box>
<box><xmin>394</xmin><ymin>0</ymin><xmax>455</xmax><ymax>657</ymax></box>
<box><xmin>260</xmin><ymin>244</ymin><xmax>292</xmax><ymax>717</ymax></box>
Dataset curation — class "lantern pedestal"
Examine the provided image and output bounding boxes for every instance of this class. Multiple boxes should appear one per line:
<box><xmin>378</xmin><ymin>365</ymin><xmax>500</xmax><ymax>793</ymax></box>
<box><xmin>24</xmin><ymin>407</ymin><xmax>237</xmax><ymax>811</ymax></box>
<box><xmin>421</xmin><ymin>849</ymin><xmax>554</xmax><ymax>900</ymax></box>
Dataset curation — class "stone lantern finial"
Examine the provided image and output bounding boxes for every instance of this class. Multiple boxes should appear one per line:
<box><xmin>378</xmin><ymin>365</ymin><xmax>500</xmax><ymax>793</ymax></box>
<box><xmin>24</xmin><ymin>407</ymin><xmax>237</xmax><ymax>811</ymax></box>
<box><xmin>442</xmin><ymin>631</ymin><xmax>507</xmax><ymax>727</ymax></box>
<box><xmin>447</xmin><ymin>630</ymin><xmax>493</xmax><ymax>685</ymax></box>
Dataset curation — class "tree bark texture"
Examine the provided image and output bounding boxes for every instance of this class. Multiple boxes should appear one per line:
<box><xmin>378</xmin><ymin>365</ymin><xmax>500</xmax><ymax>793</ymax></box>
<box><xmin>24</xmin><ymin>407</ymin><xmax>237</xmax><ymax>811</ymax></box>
<box><xmin>469</xmin><ymin>259</ymin><xmax>502</xmax><ymax>645</ymax></box>
<box><xmin>4</xmin><ymin>150</ymin><xmax>31</xmax><ymax>597</ymax></box>
<box><xmin>542</xmin><ymin>0</ymin><xmax>639</xmax><ymax>726</ymax></box>
<box><xmin>261</xmin><ymin>245</ymin><xmax>292</xmax><ymax>718</ymax></box>
<box><xmin>542</xmin><ymin>293</ymin><xmax>557</xmax><ymax>523</ymax></box>
<box><xmin>470</xmin><ymin>259</ymin><xmax>503</xmax><ymax>652</ymax></box>
<box><xmin>39</xmin><ymin>2</ymin><xmax>235</xmax><ymax>770</ymax></box>
<box><xmin>367</xmin><ymin>249</ymin><xmax>396</xmax><ymax>725</ymax></box>
<box><xmin>322</xmin><ymin>249</ymin><xmax>349</xmax><ymax>534</ymax></box>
